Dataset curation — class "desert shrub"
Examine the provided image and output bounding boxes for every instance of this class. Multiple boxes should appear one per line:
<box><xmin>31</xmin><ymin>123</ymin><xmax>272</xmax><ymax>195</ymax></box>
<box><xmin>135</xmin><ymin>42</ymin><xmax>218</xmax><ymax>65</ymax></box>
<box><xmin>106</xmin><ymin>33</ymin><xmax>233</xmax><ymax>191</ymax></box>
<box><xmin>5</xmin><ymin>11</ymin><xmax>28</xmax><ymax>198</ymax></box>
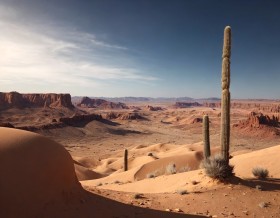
<box><xmin>252</xmin><ymin>167</ymin><xmax>269</xmax><ymax>179</ymax></box>
<box><xmin>133</xmin><ymin>193</ymin><xmax>143</xmax><ymax>199</ymax></box>
<box><xmin>146</xmin><ymin>169</ymin><xmax>164</xmax><ymax>178</ymax></box>
<box><xmin>176</xmin><ymin>189</ymin><xmax>187</xmax><ymax>195</ymax></box>
<box><xmin>165</xmin><ymin>163</ymin><xmax>177</xmax><ymax>175</ymax></box>
<box><xmin>176</xmin><ymin>189</ymin><xmax>188</xmax><ymax>195</ymax></box>
<box><xmin>146</xmin><ymin>173</ymin><xmax>156</xmax><ymax>179</ymax></box>
<box><xmin>259</xmin><ymin>202</ymin><xmax>269</xmax><ymax>208</ymax></box>
<box><xmin>178</xmin><ymin>166</ymin><xmax>191</xmax><ymax>173</ymax></box>
<box><xmin>191</xmin><ymin>180</ymin><xmax>198</xmax><ymax>185</ymax></box>
<box><xmin>202</xmin><ymin>154</ymin><xmax>234</xmax><ymax>180</ymax></box>
<box><xmin>147</xmin><ymin>152</ymin><xmax>159</xmax><ymax>159</ymax></box>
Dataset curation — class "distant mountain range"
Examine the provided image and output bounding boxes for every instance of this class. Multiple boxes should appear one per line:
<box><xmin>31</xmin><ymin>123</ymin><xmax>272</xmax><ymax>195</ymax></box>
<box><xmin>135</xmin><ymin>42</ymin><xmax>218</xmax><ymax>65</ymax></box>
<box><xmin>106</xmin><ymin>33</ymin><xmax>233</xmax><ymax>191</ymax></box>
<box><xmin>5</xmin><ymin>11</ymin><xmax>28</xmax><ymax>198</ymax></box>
<box><xmin>71</xmin><ymin>96</ymin><xmax>221</xmax><ymax>103</ymax></box>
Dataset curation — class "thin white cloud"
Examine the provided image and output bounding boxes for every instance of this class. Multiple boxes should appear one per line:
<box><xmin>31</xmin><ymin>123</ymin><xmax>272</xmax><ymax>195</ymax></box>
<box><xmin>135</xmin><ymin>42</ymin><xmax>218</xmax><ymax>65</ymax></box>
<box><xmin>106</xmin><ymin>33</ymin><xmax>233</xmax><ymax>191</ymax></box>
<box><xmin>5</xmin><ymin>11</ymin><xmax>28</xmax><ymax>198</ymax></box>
<box><xmin>0</xmin><ymin>4</ymin><xmax>158</xmax><ymax>94</ymax></box>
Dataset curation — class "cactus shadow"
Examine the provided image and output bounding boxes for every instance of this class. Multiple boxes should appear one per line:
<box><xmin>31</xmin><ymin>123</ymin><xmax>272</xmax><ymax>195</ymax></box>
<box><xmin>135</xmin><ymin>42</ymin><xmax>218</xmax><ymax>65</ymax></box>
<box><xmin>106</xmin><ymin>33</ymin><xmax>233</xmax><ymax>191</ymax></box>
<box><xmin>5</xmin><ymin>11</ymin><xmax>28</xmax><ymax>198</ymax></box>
<box><xmin>226</xmin><ymin>176</ymin><xmax>280</xmax><ymax>192</ymax></box>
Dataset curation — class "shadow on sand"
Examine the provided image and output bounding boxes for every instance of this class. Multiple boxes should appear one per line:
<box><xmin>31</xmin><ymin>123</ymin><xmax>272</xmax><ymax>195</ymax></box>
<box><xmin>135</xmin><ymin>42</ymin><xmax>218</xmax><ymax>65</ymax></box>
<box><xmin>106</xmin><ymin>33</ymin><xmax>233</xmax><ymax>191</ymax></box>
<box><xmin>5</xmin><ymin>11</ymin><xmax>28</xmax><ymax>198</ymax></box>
<box><xmin>220</xmin><ymin>175</ymin><xmax>280</xmax><ymax>192</ymax></box>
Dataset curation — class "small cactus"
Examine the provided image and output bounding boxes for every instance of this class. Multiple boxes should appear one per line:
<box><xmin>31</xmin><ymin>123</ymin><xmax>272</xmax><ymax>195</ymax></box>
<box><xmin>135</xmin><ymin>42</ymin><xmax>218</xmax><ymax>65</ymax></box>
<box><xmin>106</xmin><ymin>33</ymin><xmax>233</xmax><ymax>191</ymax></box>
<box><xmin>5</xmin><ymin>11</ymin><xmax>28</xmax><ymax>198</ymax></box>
<box><xmin>124</xmin><ymin>149</ymin><xmax>128</xmax><ymax>171</ymax></box>
<box><xmin>203</xmin><ymin>115</ymin><xmax>211</xmax><ymax>159</ymax></box>
<box><xmin>220</xmin><ymin>26</ymin><xmax>231</xmax><ymax>164</ymax></box>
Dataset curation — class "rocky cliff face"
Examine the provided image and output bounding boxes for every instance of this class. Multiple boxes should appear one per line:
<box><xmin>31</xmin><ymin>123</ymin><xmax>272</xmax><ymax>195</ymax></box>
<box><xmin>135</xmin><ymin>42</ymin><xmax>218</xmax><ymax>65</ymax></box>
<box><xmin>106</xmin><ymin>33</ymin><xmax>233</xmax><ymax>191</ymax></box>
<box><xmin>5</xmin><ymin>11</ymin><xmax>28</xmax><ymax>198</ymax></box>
<box><xmin>173</xmin><ymin>102</ymin><xmax>202</xmax><ymax>108</ymax></box>
<box><xmin>77</xmin><ymin>97</ymin><xmax>129</xmax><ymax>109</ymax></box>
<box><xmin>0</xmin><ymin>92</ymin><xmax>74</xmax><ymax>109</ymax></box>
<box><xmin>234</xmin><ymin>112</ymin><xmax>279</xmax><ymax>128</ymax></box>
<box><xmin>233</xmin><ymin>112</ymin><xmax>280</xmax><ymax>137</ymax></box>
<box><xmin>105</xmin><ymin>112</ymin><xmax>145</xmax><ymax>120</ymax></box>
<box><xmin>203</xmin><ymin>101</ymin><xmax>280</xmax><ymax>113</ymax></box>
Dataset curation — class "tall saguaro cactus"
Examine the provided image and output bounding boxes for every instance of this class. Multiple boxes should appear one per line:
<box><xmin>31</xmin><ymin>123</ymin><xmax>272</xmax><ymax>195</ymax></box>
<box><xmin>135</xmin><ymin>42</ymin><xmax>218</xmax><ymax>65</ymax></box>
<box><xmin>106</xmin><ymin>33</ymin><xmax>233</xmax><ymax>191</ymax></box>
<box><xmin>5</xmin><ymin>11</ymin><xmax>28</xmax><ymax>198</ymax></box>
<box><xmin>124</xmin><ymin>149</ymin><xmax>128</xmax><ymax>171</ymax></box>
<box><xmin>220</xmin><ymin>26</ymin><xmax>231</xmax><ymax>164</ymax></box>
<box><xmin>203</xmin><ymin>115</ymin><xmax>211</xmax><ymax>159</ymax></box>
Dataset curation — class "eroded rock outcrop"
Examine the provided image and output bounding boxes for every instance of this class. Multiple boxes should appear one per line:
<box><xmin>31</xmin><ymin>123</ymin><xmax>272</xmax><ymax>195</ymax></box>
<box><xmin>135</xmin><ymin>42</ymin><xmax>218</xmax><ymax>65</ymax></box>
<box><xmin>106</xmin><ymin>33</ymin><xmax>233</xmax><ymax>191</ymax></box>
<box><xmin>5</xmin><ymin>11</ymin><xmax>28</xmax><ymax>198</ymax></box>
<box><xmin>146</xmin><ymin>105</ymin><xmax>164</xmax><ymax>111</ymax></box>
<box><xmin>0</xmin><ymin>92</ymin><xmax>74</xmax><ymax>109</ymax></box>
<box><xmin>1</xmin><ymin>114</ymin><xmax>103</xmax><ymax>131</ymax></box>
<box><xmin>233</xmin><ymin>112</ymin><xmax>280</xmax><ymax>137</ymax></box>
<box><xmin>190</xmin><ymin>117</ymin><xmax>203</xmax><ymax>124</ymax></box>
<box><xmin>235</xmin><ymin>112</ymin><xmax>279</xmax><ymax>128</ymax></box>
<box><xmin>203</xmin><ymin>101</ymin><xmax>280</xmax><ymax>113</ymax></box>
<box><xmin>173</xmin><ymin>102</ymin><xmax>202</xmax><ymax>108</ymax></box>
<box><xmin>105</xmin><ymin>112</ymin><xmax>145</xmax><ymax>120</ymax></box>
<box><xmin>77</xmin><ymin>97</ymin><xmax>128</xmax><ymax>109</ymax></box>
<box><xmin>59</xmin><ymin>114</ymin><xmax>103</xmax><ymax>126</ymax></box>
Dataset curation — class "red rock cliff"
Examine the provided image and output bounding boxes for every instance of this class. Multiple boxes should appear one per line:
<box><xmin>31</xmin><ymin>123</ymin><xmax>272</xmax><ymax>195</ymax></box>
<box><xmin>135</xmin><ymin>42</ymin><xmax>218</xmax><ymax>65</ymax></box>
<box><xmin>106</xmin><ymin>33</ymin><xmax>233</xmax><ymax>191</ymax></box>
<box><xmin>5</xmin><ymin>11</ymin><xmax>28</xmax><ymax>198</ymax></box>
<box><xmin>0</xmin><ymin>92</ymin><xmax>74</xmax><ymax>109</ymax></box>
<box><xmin>77</xmin><ymin>97</ymin><xmax>128</xmax><ymax>109</ymax></box>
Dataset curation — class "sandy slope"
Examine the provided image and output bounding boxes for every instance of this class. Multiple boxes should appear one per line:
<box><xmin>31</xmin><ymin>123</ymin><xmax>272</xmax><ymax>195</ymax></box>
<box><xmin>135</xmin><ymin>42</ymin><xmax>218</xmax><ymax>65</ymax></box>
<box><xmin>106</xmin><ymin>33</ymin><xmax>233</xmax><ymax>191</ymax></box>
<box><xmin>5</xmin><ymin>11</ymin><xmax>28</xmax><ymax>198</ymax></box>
<box><xmin>0</xmin><ymin>127</ymin><xmax>80</xmax><ymax>217</ymax></box>
<box><xmin>0</xmin><ymin>127</ymin><xmax>203</xmax><ymax>218</ymax></box>
<box><xmin>82</xmin><ymin>144</ymin><xmax>280</xmax><ymax>194</ymax></box>
<box><xmin>80</xmin><ymin>143</ymin><xmax>280</xmax><ymax>217</ymax></box>
<box><xmin>231</xmin><ymin>144</ymin><xmax>280</xmax><ymax>178</ymax></box>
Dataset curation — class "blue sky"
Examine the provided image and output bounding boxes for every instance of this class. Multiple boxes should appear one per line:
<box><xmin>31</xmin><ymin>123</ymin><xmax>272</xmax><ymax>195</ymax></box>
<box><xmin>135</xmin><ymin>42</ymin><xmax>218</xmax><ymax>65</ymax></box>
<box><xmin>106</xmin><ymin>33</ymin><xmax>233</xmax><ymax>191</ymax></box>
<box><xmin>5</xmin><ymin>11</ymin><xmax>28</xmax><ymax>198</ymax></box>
<box><xmin>0</xmin><ymin>0</ymin><xmax>280</xmax><ymax>98</ymax></box>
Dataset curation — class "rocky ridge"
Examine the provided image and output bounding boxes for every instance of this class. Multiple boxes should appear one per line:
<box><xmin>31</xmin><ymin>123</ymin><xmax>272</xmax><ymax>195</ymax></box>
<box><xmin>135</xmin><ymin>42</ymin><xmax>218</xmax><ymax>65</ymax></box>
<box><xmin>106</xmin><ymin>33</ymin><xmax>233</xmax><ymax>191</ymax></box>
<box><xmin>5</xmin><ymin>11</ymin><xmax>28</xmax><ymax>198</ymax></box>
<box><xmin>0</xmin><ymin>92</ymin><xmax>73</xmax><ymax>109</ymax></box>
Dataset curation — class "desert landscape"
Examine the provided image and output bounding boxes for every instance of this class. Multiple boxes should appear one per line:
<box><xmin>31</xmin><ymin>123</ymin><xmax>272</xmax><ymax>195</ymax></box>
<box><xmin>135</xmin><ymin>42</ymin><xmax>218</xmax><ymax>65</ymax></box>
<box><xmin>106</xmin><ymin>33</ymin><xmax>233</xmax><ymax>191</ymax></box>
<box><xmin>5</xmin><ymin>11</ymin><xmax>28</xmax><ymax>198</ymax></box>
<box><xmin>1</xmin><ymin>1</ymin><xmax>280</xmax><ymax>218</ymax></box>
<box><xmin>1</xmin><ymin>88</ymin><xmax>280</xmax><ymax>217</ymax></box>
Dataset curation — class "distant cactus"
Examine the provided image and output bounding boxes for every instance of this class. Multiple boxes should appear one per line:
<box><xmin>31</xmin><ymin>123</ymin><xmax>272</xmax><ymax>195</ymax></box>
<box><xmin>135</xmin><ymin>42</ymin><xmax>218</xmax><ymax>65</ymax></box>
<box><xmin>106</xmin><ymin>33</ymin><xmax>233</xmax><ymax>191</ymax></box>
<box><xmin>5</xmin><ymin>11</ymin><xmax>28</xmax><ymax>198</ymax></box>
<box><xmin>220</xmin><ymin>26</ymin><xmax>231</xmax><ymax>164</ymax></box>
<box><xmin>203</xmin><ymin>115</ymin><xmax>211</xmax><ymax>159</ymax></box>
<box><xmin>124</xmin><ymin>149</ymin><xmax>128</xmax><ymax>171</ymax></box>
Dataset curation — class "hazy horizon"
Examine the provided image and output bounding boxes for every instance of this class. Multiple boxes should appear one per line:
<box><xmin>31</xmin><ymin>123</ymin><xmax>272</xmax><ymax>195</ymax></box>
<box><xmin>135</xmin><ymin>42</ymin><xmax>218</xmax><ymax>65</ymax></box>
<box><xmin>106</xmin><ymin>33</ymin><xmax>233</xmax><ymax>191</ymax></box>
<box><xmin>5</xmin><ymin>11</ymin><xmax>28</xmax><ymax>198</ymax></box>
<box><xmin>1</xmin><ymin>0</ymin><xmax>280</xmax><ymax>99</ymax></box>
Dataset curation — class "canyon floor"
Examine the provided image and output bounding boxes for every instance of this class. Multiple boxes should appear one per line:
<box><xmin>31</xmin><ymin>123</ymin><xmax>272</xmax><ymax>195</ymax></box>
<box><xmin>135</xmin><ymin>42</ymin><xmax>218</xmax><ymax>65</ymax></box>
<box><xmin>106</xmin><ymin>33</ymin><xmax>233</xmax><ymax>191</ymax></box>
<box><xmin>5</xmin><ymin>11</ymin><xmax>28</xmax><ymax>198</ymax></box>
<box><xmin>1</xmin><ymin>100</ymin><xmax>280</xmax><ymax>217</ymax></box>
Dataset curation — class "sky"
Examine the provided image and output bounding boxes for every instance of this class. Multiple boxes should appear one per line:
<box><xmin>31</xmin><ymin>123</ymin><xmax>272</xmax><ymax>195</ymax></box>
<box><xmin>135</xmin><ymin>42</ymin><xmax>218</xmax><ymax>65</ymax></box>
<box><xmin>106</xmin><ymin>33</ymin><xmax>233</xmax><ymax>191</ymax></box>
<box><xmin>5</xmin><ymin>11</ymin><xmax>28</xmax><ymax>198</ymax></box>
<box><xmin>0</xmin><ymin>0</ymin><xmax>280</xmax><ymax>98</ymax></box>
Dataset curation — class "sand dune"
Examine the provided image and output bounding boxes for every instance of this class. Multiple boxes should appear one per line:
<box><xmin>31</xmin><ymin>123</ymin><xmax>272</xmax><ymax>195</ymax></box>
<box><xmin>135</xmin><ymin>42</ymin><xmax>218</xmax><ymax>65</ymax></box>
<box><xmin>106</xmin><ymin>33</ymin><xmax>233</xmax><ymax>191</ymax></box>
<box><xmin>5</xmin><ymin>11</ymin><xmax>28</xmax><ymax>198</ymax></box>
<box><xmin>82</xmin><ymin>142</ymin><xmax>280</xmax><ymax>196</ymax></box>
<box><xmin>0</xmin><ymin>127</ymin><xmax>204</xmax><ymax>218</ymax></box>
<box><xmin>80</xmin><ymin>142</ymin><xmax>221</xmax><ymax>194</ymax></box>
<box><xmin>74</xmin><ymin>164</ymin><xmax>103</xmax><ymax>181</ymax></box>
<box><xmin>0</xmin><ymin>127</ymin><xmax>80</xmax><ymax>217</ymax></box>
<box><xmin>231</xmin><ymin>144</ymin><xmax>280</xmax><ymax>178</ymax></box>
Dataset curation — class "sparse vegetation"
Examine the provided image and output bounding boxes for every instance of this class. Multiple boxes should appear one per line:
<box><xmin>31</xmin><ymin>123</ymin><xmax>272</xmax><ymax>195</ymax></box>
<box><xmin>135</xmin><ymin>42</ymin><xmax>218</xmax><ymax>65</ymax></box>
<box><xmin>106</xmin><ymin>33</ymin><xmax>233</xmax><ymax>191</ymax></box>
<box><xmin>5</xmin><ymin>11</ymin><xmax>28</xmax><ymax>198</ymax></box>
<box><xmin>202</xmin><ymin>154</ymin><xmax>234</xmax><ymax>180</ymax></box>
<box><xmin>146</xmin><ymin>173</ymin><xmax>156</xmax><ymax>179</ymax></box>
<box><xmin>252</xmin><ymin>167</ymin><xmax>269</xmax><ymax>179</ymax></box>
<box><xmin>147</xmin><ymin>152</ymin><xmax>159</xmax><ymax>159</ymax></box>
<box><xmin>176</xmin><ymin>189</ymin><xmax>188</xmax><ymax>195</ymax></box>
<box><xmin>165</xmin><ymin>163</ymin><xmax>177</xmax><ymax>175</ymax></box>
<box><xmin>133</xmin><ymin>193</ymin><xmax>143</xmax><ymax>199</ymax></box>
<box><xmin>259</xmin><ymin>202</ymin><xmax>269</xmax><ymax>208</ymax></box>
<box><xmin>178</xmin><ymin>166</ymin><xmax>191</xmax><ymax>173</ymax></box>
<box><xmin>191</xmin><ymin>180</ymin><xmax>198</xmax><ymax>185</ymax></box>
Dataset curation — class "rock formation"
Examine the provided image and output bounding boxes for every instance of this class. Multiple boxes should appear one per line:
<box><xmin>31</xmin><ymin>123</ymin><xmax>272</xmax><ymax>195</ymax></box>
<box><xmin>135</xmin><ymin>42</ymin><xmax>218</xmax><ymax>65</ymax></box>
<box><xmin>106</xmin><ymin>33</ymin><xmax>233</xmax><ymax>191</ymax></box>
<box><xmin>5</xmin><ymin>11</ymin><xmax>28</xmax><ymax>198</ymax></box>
<box><xmin>59</xmin><ymin>114</ymin><xmax>103</xmax><ymax>126</ymax></box>
<box><xmin>191</xmin><ymin>117</ymin><xmax>203</xmax><ymax>124</ymax></box>
<box><xmin>203</xmin><ymin>101</ymin><xmax>280</xmax><ymax>114</ymax></box>
<box><xmin>0</xmin><ymin>92</ymin><xmax>73</xmax><ymax>109</ymax></box>
<box><xmin>1</xmin><ymin>114</ymin><xmax>103</xmax><ymax>131</ymax></box>
<box><xmin>173</xmin><ymin>102</ymin><xmax>201</xmax><ymax>108</ymax></box>
<box><xmin>77</xmin><ymin>97</ymin><xmax>129</xmax><ymax>109</ymax></box>
<box><xmin>146</xmin><ymin>105</ymin><xmax>164</xmax><ymax>111</ymax></box>
<box><xmin>105</xmin><ymin>112</ymin><xmax>145</xmax><ymax>120</ymax></box>
<box><xmin>234</xmin><ymin>112</ymin><xmax>279</xmax><ymax>128</ymax></box>
<box><xmin>233</xmin><ymin>112</ymin><xmax>280</xmax><ymax>137</ymax></box>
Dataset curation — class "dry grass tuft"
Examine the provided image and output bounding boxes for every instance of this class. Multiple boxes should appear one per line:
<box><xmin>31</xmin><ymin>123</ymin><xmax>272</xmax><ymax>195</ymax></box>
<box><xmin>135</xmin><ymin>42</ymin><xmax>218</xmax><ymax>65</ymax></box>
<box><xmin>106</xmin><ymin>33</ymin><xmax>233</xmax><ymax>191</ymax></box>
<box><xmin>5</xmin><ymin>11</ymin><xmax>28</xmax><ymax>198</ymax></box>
<box><xmin>202</xmin><ymin>154</ymin><xmax>234</xmax><ymax>180</ymax></box>
<box><xmin>252</xmin><ymin>167</ymin><xmax>269</xmax><ymax>179</ymax></box>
